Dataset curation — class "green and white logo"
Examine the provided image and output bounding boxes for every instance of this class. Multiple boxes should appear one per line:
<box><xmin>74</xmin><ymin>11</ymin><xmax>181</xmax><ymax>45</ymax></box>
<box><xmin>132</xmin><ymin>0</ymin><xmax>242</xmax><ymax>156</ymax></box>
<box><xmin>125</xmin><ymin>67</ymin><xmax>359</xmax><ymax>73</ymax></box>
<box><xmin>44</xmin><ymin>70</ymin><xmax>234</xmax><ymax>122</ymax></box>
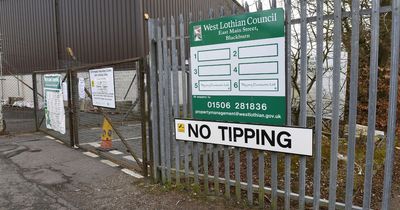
<box><xmin>193</xmin><ymin>25</ymin><xmax>203</xmax><ymax>41</ymax></box>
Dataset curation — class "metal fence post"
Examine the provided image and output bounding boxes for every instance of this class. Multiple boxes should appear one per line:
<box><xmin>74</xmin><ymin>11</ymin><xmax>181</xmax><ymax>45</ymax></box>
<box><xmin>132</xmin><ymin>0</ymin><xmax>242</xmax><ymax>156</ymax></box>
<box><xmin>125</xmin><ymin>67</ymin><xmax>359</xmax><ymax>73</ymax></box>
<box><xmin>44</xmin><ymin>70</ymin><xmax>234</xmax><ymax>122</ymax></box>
<box><xmin>32</xmin><ymin>73</ymin><xmax>39</xmax><ymax>132</ymax></box>
<box><xmin>66</xmin><ymin>70</ymin><xmax>74</xmax><ymax>147</ymax></box>
<box><xmin>299</xmin><ymin>1</ymin><xmax>308</xmax><ymax>209</ymax></box>
<box><xmin>362</xmin><ymin>0</ymin><xmax>381</xmax><ymax>208</ymax></box>
<box><xmin>0</xmin><ymin>51</ymin><xmax>3</xmax><ymax>133</ymax></box>
<box><xmin>170</xmin><ymin>16</ymin><xmax>181</xmax><ymax>185</ymax></box>
<box><xmin>381</xmin><ymin>0</ymin><xmax>400</xmax><ymax>209</ymax></box>
<box><xmin>148</xmin><ymin>19</ymin><xmax>160</xmax><ymax>182</ymax></box>
<box><xmin>146</xmin><ymin>59</ymin><xmax>154</xmax><ymax>179</ymax></box>
<box><xmin>156</xmin><ymin>18</ymin><xmax>166</xmax><ymax>184</ymax></box>
<box><xmin>138</xmin><ymin>58</ymin><xmax>148</xmax><ymax>177</ymax></box>
<box><xmin>344</xmin><ymin>0</ymin><xmax>361</xmax><ymax>208</ymax></box>
<box><xmin>313</xmin><ymin>0</ymin><xmax>324</xmax><ymax>209</ymax></box>
<box><xmin>284</xmin><ymin>0</ymin><xmax>293</xmax><ymax>209</ymax></box>
<box><xmin>161</xmin><ymin>17</ymin><xmax>172</xmax><ymax>183</ymax></box>
<box><xmin>69</xmin><ymin>70</ymin><xmax>79</xmax><ymax>147</ymax></box>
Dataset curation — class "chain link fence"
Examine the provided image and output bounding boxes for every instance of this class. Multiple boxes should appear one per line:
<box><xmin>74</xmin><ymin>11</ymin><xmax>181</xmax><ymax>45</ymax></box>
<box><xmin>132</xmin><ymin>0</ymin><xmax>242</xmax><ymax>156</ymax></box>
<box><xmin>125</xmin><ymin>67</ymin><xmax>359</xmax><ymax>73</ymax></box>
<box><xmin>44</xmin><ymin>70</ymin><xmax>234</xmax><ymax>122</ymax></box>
<box><xmin>32</xmin><ymin>58</ymin><xmax>148</xmax><ymax>173</ymax></box>
<box><xmin>71</xmin><ymin>59</ymin><xmax>145</xmax><ymax>163</ymax></box>
<box><xmin>33</xmin><ymin>70</ymin><xmax>71</xmax><ymax>144</ymax></box>
<box><xmin>1</xmin><ymin>73</ymin><xmax>39</xmax><ymax>133</ymax></box>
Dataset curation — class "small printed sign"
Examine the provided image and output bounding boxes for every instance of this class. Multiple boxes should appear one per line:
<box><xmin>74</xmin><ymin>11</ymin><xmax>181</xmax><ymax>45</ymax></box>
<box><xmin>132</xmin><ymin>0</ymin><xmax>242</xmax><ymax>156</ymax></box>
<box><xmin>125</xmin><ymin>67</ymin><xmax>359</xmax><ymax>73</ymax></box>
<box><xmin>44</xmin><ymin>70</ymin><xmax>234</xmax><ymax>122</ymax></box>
<box><xmin>175</xmin><ymin>119</ymin><xmax>313</xmax><ymax>156</ymax></box>
<box><xmin>89</xmin><ymin>68</ymin><xmax>116</xmax><ymax>109</ymax></box>
<box><xmin>78</xmin><ymin>78</ymin><xmax>86</xmax><ymax>99</ymax></box>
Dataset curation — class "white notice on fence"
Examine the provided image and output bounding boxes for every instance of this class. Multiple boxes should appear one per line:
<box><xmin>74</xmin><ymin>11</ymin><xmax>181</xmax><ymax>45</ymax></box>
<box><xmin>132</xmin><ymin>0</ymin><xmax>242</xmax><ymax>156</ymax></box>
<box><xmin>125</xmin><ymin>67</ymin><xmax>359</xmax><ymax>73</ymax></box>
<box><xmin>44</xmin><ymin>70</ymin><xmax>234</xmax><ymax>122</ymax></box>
<box><xmin>89</xmin><ymin>68</ymin><xmax>116</xmax><ymax>109</ymax></box>
<box><xmin>78</xmin><ymin>78</ymin><xmax>86</xmax><ymax>99</ymax></box>
<box><xmin>44</xmin><ymin>74</ymin><xmax>66</xmax><ymax>134</ymax></box>
<box><xmin>62</xmin><ymin>82</ymin><xmax>68</xmax><ymax>101</ymax></box>
<box><xmin>175</xmin><ymin>119</ymin><xmax>313</xmax><ymax>156</ymax></box>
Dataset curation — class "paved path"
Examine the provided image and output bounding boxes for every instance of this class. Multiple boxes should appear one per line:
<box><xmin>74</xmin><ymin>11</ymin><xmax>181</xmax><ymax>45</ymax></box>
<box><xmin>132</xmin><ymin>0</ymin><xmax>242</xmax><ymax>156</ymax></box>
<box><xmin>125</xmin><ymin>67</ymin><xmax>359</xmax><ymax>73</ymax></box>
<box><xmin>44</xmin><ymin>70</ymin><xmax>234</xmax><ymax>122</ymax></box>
<box><xmin>0</xmin><ymin>133</ymin><xmax>243</xmax><ymax>210</ymax></box>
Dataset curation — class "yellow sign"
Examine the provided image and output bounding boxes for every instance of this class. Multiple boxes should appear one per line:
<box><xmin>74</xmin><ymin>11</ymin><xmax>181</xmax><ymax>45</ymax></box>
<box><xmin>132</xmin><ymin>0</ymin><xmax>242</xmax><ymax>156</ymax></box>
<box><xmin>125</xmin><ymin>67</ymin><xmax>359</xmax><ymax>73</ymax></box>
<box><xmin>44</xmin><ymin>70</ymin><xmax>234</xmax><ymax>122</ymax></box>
<box><xmin>100</xmin><ymin>118</ymin><xmax>113</xmax><ymax>150</ymax></box>
<box><xmin>102</xmin><ymin>118</ymin><xmax>113</xmax><ymax>141</ymax></box>
<box><xmin>177</xmin><ymin>123</ymin><xmax>185</xmax><ymax>133</ymax></box>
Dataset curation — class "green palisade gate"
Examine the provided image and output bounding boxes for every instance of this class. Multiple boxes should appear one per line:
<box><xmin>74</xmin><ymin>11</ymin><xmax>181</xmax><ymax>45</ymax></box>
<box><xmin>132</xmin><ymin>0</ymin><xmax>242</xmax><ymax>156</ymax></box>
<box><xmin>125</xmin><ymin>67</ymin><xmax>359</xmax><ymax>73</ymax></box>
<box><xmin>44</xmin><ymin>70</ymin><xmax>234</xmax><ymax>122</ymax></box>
<box><xmin>190</xmin><ymin>8</ymin><xmax>286</xmax><ymax>125</ymax></box>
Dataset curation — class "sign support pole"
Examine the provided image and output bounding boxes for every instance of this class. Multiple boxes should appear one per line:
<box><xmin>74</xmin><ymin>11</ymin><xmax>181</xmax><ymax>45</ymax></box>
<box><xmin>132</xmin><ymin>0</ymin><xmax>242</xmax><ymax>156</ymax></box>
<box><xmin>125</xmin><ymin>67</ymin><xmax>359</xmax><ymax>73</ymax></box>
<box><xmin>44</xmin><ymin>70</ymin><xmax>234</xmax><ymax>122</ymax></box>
<box><xmin>0</xmin><ymin>49</ymin><xmax>3</xmax><ymax>133</ymax></box>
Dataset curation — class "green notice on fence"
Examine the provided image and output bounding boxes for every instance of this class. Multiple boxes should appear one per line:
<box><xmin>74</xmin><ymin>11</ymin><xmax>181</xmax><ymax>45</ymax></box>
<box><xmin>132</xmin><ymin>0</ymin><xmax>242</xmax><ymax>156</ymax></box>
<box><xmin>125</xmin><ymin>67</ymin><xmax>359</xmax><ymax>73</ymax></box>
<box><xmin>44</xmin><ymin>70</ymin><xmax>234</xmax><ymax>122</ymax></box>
<box><xmin>44</xmin><ymin>74</ymin><xmax>66</xmax><ymax>134</ymax></box>
<box><xmin>190</xmin><ymin>8</ymin><xmax>286</xmax><ymax>125</ymax></box>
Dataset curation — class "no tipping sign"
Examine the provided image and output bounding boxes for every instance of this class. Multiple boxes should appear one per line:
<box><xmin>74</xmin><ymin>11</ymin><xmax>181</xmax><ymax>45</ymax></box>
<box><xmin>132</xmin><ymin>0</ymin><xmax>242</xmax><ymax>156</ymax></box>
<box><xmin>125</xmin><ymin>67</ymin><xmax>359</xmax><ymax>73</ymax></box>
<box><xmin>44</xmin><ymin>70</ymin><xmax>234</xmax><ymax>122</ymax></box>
<box><xmin>175</xmin><ymin>119</ymin><xmax>313</xmax><ymax>156</ymax></box>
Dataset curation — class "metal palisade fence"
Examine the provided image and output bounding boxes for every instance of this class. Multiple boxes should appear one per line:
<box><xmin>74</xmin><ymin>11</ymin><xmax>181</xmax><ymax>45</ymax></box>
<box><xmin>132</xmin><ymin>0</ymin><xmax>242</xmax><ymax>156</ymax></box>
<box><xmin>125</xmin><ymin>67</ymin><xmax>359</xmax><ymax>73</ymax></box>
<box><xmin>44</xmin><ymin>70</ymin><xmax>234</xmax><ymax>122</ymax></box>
<box><xmin>146</xmin><ymin>0</ymin><xmax>399</xmax><ymax>209</ymax></box>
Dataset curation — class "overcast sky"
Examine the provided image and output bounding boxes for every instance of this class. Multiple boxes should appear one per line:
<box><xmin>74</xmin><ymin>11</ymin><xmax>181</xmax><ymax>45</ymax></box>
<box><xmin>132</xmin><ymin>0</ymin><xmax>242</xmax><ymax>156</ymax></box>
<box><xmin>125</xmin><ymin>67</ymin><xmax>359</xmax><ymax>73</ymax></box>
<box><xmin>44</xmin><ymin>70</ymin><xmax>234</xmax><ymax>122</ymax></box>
<box><xmin>240</xmin><ymin>0</ymin><xmax>284</xmax><ymax>11</ymax></box>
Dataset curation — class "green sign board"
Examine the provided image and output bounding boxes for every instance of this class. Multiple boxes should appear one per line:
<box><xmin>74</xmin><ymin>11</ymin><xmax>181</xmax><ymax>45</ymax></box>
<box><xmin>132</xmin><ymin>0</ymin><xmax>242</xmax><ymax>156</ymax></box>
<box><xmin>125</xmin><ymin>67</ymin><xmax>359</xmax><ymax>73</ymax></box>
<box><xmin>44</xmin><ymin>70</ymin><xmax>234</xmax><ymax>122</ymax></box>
<box><xmin>43</xmin><ymin>74</ymin><xmax>66</xmax><ymax>134</ymax></box>
<box><xmin>190</xmin><ymin>8</ymin><xmax>286</xmax><ymax>125</ymax></box>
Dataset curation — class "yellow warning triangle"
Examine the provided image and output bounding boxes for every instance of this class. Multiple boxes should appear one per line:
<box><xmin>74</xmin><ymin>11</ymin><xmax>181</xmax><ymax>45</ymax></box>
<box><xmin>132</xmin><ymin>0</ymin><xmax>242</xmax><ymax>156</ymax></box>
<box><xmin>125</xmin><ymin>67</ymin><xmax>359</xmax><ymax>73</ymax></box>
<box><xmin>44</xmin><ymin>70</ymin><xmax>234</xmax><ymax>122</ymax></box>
<box><xmin>100</xmin><ymin>118</ymin><xmax>114</xmax><ymax>150</ymax></box>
